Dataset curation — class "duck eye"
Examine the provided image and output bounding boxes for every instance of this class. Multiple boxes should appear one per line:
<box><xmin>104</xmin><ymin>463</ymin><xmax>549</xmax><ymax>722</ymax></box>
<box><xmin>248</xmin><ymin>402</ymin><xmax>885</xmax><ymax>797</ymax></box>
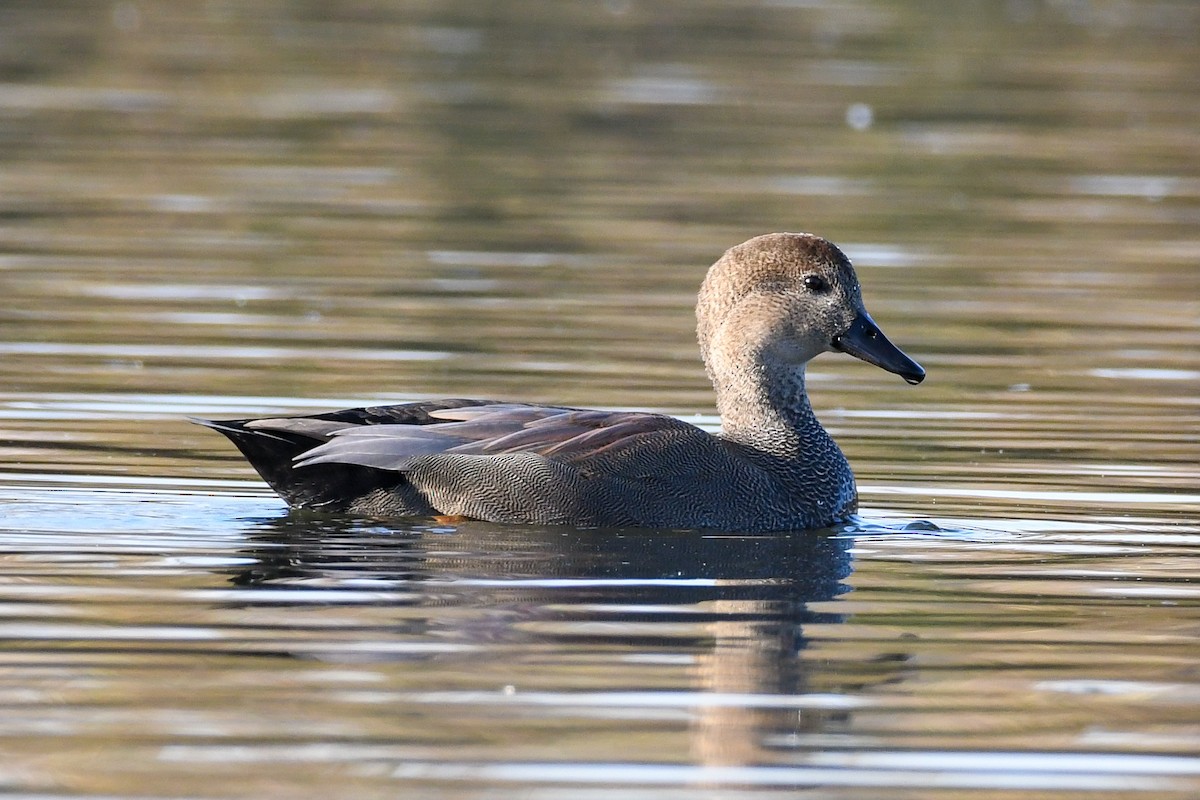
<box><xmin>803</xmin><ymin>274</ymin><xmax>831</xmax><ymax>294</ymax></box>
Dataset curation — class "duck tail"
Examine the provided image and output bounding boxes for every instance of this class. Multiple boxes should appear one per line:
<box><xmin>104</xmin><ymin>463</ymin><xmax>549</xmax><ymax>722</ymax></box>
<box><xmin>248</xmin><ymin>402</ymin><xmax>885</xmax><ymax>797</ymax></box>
<box><xmin>191</xmin><ymin>417</ymin><xmax>401</xmax><ymax>511</ymax></box>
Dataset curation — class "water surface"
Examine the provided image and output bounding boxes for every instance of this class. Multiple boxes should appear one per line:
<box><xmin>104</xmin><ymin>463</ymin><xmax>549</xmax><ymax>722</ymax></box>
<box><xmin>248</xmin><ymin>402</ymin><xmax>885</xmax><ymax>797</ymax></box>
<box><xmin>0</xmin><ymin>1</ymin><xmax>1198</xmax><ymax>797</ymax></box>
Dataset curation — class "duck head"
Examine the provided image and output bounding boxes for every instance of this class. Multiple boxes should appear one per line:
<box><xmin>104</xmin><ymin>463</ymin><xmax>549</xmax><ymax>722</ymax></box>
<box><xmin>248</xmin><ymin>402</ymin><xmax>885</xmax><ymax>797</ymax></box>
<box><xmin>697</xmin><ymin>232</ymin><xmax>925</xmax><ymax>385</ymax></box>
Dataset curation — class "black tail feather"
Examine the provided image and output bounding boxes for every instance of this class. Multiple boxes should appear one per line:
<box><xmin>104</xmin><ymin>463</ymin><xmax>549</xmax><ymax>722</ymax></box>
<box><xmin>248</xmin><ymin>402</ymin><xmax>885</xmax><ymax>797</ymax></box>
<box><xmin>192</xmin><ymin>417</ymin><xmax>402</xmax><ymax>511</ymax></box>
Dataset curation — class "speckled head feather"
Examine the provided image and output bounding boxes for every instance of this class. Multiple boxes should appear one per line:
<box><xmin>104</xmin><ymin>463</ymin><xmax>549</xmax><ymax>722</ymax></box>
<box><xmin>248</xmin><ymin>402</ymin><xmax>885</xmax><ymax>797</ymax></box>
<box><xmin>696</xmin><ymin>232</ymin><xmax>863</xmax><ymax>372</ymax></box>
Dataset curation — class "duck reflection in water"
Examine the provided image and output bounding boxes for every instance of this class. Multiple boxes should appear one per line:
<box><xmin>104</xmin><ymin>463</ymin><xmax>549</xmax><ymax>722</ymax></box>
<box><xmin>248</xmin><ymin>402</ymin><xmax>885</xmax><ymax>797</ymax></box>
<box><xmin>232</xmin><ymin>517</ymin><xmax>873</xmax><ymax>768</ymax></box>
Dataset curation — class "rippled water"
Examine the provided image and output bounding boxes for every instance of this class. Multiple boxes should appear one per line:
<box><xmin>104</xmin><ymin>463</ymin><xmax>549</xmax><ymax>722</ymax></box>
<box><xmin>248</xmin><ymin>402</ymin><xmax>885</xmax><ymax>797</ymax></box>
<box><xmin>0</xmin><ymin>1</ymin><xmax>1198</xmax><ymax>798</ymax></box>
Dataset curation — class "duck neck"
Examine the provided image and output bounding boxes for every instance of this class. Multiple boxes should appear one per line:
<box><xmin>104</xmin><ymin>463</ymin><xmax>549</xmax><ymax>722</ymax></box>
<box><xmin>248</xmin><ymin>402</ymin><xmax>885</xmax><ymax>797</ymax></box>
<box><xmin>715</xmin><ymin>362</ymin><xmax>831</xmax><ymax>457</ymax></box>
<box><xmin>705</xmin><ymin>347</ymin><xmax>858</xmax><ymax>526</ymax></box>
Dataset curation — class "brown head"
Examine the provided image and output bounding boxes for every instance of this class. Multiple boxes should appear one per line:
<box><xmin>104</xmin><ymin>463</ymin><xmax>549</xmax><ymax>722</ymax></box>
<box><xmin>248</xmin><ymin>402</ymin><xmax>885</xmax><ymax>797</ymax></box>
<box><xmin>696</xmin><ymin>232</ymin><xmax>925</xmax><ymax>385</ymax></box>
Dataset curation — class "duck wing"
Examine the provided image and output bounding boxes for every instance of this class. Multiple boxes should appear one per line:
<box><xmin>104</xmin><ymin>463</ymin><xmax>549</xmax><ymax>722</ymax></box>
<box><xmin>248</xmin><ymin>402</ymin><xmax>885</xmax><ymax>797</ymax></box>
<box><xmin>198</xmin><ymin>400</ymin><xmax>742</xmax><ymax>525</ymax></box>
<box><xmin>292</xmin><ymin>405</ymin><xmax>745</xmax><ymax>526</ymax></box>
<box><xmin>294</xmin><ymin>406</ymin><xmax>688</xmax><ymax>470</ymax></box>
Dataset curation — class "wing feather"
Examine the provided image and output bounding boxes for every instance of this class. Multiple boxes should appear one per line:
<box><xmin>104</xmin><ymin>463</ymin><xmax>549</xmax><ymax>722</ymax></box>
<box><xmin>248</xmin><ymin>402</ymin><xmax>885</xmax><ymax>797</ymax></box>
<box><xmin>289</xmin><ymin>403</ymin><xmax>706</xmax><ymax>476</ymax></box>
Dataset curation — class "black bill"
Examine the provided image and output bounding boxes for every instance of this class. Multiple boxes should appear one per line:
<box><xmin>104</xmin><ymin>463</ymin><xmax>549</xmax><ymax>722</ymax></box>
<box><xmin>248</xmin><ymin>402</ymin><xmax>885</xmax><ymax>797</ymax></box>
<box><xmin>832</xmin><ymin>311</ymin><xmax>926</xmax><ymax>385</ymax></box>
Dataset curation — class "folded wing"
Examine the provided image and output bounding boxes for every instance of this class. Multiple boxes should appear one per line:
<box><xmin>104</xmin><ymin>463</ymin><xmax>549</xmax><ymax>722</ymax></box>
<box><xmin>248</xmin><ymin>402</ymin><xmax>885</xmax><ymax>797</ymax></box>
<box><xmin>196</xmin><ymin>400</ymin><xmax>742</xmax><ymax>525</ymax></box>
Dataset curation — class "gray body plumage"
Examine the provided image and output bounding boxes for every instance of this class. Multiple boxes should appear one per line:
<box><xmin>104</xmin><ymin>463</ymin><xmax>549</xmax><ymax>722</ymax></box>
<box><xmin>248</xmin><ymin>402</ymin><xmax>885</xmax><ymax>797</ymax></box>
<box><xmin>198</xmin><ymin>233</ymin><xmax>924</xmax><ymax>532</ymax></box>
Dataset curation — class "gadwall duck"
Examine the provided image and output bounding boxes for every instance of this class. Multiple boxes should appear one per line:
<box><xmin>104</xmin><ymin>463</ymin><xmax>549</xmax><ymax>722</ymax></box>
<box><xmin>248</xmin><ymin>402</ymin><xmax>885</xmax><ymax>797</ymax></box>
<box><xmin>197</xmin><ymin>233</ymin><xmax>924</xmax><ymax>531</ymax></box>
